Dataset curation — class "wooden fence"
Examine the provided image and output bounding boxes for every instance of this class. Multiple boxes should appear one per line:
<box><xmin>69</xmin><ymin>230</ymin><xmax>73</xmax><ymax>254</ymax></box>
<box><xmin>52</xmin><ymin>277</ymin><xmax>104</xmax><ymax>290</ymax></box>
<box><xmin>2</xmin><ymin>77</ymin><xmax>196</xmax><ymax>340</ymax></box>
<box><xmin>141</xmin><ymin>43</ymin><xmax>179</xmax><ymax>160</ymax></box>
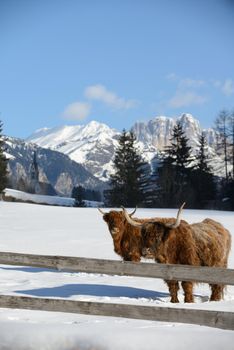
<box><xmin>0</xmin><ymin>251</ymin><xmax>234</xmax><ymax>330</ymax></box>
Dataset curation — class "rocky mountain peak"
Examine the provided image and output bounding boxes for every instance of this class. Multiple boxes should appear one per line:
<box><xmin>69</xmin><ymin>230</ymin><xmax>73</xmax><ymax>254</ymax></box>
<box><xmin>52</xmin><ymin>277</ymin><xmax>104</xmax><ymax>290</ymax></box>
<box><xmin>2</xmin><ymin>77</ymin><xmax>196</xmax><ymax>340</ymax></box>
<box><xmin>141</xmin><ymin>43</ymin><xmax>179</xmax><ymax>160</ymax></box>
<box><xmin>25</xmin><ymin>114</ymin><xmax>226</xmax><ymax>180</ymax></box>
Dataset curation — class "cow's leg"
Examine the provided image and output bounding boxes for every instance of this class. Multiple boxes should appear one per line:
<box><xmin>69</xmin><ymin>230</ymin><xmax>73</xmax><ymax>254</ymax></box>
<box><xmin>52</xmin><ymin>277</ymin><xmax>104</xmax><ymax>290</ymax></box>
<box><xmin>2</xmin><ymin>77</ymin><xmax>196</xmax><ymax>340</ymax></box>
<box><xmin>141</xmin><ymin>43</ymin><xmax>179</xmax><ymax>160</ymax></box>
<box><xmin>181</xmin><ymin>281</ymin><xmax>194</xmax><ymax>303</ymax></box>
<box><xmin>166</xmin><ymin>280</ymin><xmax>180</xmax><ymax>303</ymax></box>
<box><xmin>210</xmin><ymin>284</ymin><xmax>224</xmax><ymax>301</ymax></box>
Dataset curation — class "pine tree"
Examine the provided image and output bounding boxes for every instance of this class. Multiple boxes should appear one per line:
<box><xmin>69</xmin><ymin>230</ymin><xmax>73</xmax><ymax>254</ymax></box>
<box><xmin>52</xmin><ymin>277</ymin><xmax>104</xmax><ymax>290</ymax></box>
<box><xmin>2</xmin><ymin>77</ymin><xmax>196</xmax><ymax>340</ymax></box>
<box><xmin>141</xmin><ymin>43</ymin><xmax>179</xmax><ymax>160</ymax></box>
<box><xmin>0</xmin><ymin>121</ymin><xmax>8</xmax><ymax>193</ymax></box>
<box><xmin>196</xmin><ymin>133</ymin><xmax>210</xmax><ymax>172</ymax></box>
<box><xmin>166</xmin><ymin>122</ymin><xmax>193</xmax><ymax>168</ymax></box>
<box><xmin>72</xmin><ymin>185</ymin><xmax>86</xmax><ymax>207</ymax></box>
<box><xmin>156</xmin><ymin>122</ymin><xmax>195</xmax><ymax>208</ymax></box>
<box><xmin>192</xmin><ymin>133</ymin><xmax>216</xmax><ymax>208</ymax></box>
<box><xmin>105</xmin><ymin>130</ymin><xmax>146</xmax><ymax>207</ymax></box>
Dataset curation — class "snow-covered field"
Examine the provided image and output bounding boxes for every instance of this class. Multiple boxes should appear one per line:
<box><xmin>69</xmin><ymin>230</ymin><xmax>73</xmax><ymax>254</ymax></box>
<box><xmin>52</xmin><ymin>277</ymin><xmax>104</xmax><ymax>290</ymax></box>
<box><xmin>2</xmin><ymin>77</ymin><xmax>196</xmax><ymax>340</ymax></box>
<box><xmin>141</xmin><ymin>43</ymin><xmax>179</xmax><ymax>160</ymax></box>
<box><xmin>0</xmin><ymin>201</ymin><xmax>233</xmax><ymax>349</ymax></box>
<box><xmin>3</xmin><ymin>188</ymin><xmax>103</xmax><ymax>208</ymax></box>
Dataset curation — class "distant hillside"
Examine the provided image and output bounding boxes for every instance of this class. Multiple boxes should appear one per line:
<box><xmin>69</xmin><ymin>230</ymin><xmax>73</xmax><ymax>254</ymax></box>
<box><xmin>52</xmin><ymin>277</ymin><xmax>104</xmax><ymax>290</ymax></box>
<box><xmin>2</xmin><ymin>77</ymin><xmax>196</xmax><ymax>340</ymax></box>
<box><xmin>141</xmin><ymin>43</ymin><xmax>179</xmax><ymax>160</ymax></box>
<box><xmin>4</xmin><ymin>136</ymin><xmax>106</xmax><ymax>197</ymax></box>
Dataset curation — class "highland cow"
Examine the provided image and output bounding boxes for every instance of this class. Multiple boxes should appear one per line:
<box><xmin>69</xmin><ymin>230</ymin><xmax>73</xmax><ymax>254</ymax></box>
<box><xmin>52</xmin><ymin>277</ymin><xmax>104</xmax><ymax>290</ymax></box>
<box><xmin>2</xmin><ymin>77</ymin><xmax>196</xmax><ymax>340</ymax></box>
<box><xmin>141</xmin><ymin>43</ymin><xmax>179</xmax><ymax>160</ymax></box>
<box><xmin>98</xmin><ymin>207</ymin><xmax>146</xmax><ymax>262</ymax></box>
<box><xmin>98</xmin><ymin>208</ymin><xmax>174</xmax><ymax>262</ymax></box>
<box><xmin>123</xmin><ymin>204</ymin><xmax>231</xmax><ymax>303</ymax></box>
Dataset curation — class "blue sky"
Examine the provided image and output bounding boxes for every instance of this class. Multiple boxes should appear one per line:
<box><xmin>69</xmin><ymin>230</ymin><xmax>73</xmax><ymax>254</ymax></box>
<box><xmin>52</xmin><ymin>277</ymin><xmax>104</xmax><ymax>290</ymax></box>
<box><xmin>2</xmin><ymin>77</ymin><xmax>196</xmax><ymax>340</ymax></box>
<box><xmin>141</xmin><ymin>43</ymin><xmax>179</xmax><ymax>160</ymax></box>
<box><xmin>0</xmin><ymin>0</ymin><xmax>234</xmax><ymax>138</ymax></box>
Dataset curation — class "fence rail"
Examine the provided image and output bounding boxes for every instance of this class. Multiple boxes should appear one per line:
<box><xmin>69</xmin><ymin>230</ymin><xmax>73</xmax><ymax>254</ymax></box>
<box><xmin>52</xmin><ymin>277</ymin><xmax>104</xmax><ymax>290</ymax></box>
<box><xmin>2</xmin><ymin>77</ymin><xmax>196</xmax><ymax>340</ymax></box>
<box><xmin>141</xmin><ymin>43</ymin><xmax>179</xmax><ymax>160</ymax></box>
<box><xmin>0</xmin><ymin>251</ymin><xmax>234</xmax><ymax>285</ymax></box>
<box><xmin>0</xmin><ymin>251</ymin><xmax>234</xmax><ymax>330</ymax></box>
<box><xmin>0</xmin><ymin>295</ymin><xmax>233</xmax><ymax>331</ymax></box>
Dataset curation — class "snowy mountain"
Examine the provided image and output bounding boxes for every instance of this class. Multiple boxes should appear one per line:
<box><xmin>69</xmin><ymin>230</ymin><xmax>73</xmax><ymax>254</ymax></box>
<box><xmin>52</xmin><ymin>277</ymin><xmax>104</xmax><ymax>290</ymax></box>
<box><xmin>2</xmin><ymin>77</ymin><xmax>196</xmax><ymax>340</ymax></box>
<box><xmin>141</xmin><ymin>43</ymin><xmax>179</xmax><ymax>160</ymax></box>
<box><xmin>26</xmin><ymin>113</ymin><xmax>230</xmax><ymax>180</ymax></box>
<box><xmin>132</xmin><ymin>113</ymin><xmax>216</xmax><ymax>151</ymax></box>
<box><xmin>26</xmin><ymin>121</ymin><xmax>120</xmax><ymax>181</ymax></box>
<box><xmin>4</xmin><ymin>136</ymin><xmax>105</xmax><ymax>197</ymax></box>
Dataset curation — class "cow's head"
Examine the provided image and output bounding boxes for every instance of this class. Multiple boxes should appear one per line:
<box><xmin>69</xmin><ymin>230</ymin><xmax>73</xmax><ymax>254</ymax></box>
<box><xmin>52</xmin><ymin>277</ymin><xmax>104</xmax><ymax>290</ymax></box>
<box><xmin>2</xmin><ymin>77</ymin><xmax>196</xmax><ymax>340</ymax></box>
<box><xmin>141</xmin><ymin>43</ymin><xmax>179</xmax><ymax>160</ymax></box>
<box><xmin>122</xmin><ymin>203</ymin><xmax>185</xmax><ymax>259</ymax></box>
<box><xmin>98</xmin><ymin>207</ymin><xmax>137</xmax><ymax>237</ymax></box>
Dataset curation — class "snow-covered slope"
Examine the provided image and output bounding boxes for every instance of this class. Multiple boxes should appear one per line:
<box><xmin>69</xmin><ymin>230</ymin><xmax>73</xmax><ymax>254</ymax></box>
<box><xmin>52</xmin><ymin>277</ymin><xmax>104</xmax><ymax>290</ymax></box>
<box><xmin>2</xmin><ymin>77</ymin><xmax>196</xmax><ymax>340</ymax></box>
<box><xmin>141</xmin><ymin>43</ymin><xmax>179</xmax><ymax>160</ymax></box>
<box><xmin>27</xmin><ymin>121</ymin><xmax>120</xmax><ymax>181</ymax></box>
<box><xmin>0</xmin><ymin>202</ymin><xmax>233</xmax><ymax>349</ymax></box>
<box><xmin>26</xmin><ymin>114</ymin><xmax>228</xmax><ymax>180</ymax></box>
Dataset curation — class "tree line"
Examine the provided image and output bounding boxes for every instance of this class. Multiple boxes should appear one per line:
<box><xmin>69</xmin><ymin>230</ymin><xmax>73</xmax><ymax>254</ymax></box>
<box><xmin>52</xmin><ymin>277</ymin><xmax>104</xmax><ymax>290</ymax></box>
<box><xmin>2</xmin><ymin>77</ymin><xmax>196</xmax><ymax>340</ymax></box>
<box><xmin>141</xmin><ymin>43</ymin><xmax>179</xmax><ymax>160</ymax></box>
<box><xmin>104</xmin><ymin>109</ymin><xmax>234</xmax><ymax>210</ymax></box>
<box><xmin>0</xmin><ymin>111</ymin><xmax>233</xmax><ymax>210</ymax></box>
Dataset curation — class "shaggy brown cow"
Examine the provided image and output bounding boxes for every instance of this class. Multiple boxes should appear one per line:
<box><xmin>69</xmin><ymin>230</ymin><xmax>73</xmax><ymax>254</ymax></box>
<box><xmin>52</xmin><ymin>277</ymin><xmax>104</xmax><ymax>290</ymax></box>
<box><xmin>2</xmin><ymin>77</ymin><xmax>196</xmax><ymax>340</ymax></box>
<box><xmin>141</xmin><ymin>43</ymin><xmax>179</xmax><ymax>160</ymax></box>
<box><xmin>123</xmin><ymin>204</ymin><xmax>231</xmax><ymax>303</ymax></box>
<box><xmin>98</xmin><ymin>208</ymin><xmax>175</xmax><ymax>262</ymax></box>
<box><xmin>98</xmin><ymin>207</ymin><xmax>147</xmax><ymax>262</ymax></box>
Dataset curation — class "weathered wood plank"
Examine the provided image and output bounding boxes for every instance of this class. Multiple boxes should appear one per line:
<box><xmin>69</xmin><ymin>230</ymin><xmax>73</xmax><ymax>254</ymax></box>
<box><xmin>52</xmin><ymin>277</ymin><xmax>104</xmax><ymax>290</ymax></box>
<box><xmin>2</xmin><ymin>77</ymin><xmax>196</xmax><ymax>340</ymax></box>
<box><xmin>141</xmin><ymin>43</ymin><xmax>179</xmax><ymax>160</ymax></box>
<box><xmin>0</xmin><ymin>251</ymin><xmax>234</xmax><ymax>285</ymax></box>
<box><xmin>0</xmin><ymin>295</ymin><xmax>233</xmax><ymax>331</ymax></box>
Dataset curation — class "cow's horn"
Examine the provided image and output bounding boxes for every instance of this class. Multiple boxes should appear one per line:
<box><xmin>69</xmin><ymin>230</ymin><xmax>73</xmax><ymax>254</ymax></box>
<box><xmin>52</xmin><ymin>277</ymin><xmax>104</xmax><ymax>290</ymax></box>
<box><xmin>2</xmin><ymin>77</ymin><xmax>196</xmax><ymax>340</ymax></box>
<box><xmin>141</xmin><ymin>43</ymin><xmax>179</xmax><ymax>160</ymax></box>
<box><xmin>129</xmin><ymin>206</ymin><xmax>137</xmax><ymax>217</ymax></box>
<box><xmin>97</xmin><ymin>208</ymin><xmax>106</xmax><ymax>215</ymax></box>
<box><xmin>165</xmin><ymin>202</ymin><xmax>186</xmax><ymax>229</ymax></box>
<box><xmin>121</xmin><ymin>206</ymin><xmax>143</xmax><ymax>227</ymax></box>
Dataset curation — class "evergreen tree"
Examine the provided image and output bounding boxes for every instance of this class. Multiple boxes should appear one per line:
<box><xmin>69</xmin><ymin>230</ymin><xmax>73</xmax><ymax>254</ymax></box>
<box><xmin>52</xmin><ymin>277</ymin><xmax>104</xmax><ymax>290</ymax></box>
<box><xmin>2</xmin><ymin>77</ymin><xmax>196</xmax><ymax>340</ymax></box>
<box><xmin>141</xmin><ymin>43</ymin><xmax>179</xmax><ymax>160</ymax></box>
<box><xmin>156</xmin><ymin>122</ymin><xmax>195</xmax><ymax>207</ymax></box>
<box><xmin>192</xmin><ymin>133</ymin><xmax>216</xmax><ymax>208</ymax></box>
<box><xmin>72</xmin><ymin>185</ymin><xmax>86</xmax><ymax>207</ymax></box>
<box><xmin>225</xmin><ymin>178</ymin><xmax>234</xmax><ymax>210</ymax></box>
<box><xmin>105</xmin><ymin>130</ymin><xmax>146</xmax><ymax>207</ymax></box>
<box><xmin>0</xmin><ymin>121</ymin><xmax>8</xmax><ymax>193</ymax></box>
<box><xmin>72</xmin><ymin>186</ymin><xmax>102</xmax><ymax>204</ymax></box>
<box><xmin>166</xmin><ymin>122</ymin><xmax>193</xmax><ymax>168</ymax></box>
<box><xmin>196</xmin><ymin>133</ymin><xmax>210</xmax><ymax>172</ymax></box>
<box><xmin>137</xmin><ymin>161</ymin><xmax>153</xmax><ymax>207</ymax></box>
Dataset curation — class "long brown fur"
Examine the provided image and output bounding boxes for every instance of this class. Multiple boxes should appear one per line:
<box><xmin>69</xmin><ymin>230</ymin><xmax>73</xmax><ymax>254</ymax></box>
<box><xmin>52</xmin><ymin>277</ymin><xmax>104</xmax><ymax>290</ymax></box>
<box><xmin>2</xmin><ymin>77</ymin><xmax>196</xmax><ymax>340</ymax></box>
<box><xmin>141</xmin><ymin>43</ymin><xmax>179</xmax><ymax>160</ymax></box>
<box><xmin>101</xmin><ymin>210</ymin><xmax>150</xmax><ymax>262</ymax></box>
<box><xmin>140</xmin><ymin>217</ymin><xmax>231</xmax><ymax>303</ymax></box>
<box><xmin>101</xmin><ymin>210</ymin><xmax>175</xmax><ymax>262</ymax></box>
<box><xmin>101</xmin><ymin>209</ymin><xmax>231</xmax><ymax>303</ymax></box>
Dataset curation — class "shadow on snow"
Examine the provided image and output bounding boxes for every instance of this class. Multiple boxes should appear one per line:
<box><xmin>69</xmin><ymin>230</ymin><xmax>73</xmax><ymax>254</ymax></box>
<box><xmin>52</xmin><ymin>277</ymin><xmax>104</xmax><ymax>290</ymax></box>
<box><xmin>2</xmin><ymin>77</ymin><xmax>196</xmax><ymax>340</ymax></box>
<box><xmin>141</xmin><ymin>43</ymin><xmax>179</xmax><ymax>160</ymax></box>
<box><xmin>15</xmin><ymin>284</ymin><xmax>169</xmax><ymax>300</ymax></box>
<box><xmin>0</xmin><ymin>266</ymin><xmax>61</xmax><ymax>273</ymax></box>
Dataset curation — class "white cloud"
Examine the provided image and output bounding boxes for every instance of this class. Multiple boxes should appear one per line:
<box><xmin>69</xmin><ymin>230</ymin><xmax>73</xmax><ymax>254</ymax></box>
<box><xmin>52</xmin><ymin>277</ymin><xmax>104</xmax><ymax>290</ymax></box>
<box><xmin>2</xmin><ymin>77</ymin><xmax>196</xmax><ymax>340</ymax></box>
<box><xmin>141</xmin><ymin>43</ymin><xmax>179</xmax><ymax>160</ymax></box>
<box><xmin>165</xmin><ymin>74</ymin><xmax>234</xmax><ymax>110</ymax></box>
<box><xmin>166</xmin><ymin>74</ymin><xmax>205</xmax><ymax>88</ymax></box>
<box><xmin>165</xmin><ymin>74</ymin><xmax>207</xmax><ymax>109</ymax></box>
<box><xmin>84</xmin><ymin>84</ymin><xmax>138</xmax><ymax>110</ymax></box>
<box><xmin>221</xmin><ymin>79</ymin><xmax>234</xmax><ymax>96</ymax></box>
<box><xmin>168</xmin><ymin>91</ymin><xmax>207</xmax><ymax>108</ymax></box>
<box><xmin>62</xmin><ymin>102</ymin><xmax>91</xmax><ymax>121</ymax></box>
<box><xmin>212</xmin><ymin>80</ymin><xmax>222</xmax><ymax>88</ymax></box>
<box><xmin>211</xmin><ymin>78</ymin><xmax>234</xmax><ymax>96</ymax></box>
<box><xmin>166</xmin><ymin>73</ymin><xmax>178</xmax><ymax>81</ymax></box>
<box><xmin>178</xmin><ymin>78</ymin><xmax>205</xmax><ymax>89</ymax></box>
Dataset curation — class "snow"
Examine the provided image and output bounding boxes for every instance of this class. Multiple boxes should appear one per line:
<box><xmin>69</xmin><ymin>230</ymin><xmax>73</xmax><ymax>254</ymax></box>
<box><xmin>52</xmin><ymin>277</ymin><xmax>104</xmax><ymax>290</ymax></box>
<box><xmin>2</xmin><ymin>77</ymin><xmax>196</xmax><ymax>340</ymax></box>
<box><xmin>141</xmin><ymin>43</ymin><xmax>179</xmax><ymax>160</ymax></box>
<box><xmin>3</xmin><ymin>188</ymin><xmax>75</xmax><ymax>207</ymax></box>
<box><xmin>4</xmin><ymin>152</ymin><xmax>15</xmax><ymax>160</ymax></box>
<box><xmin>26</xmin><ymin>115</ymin><xmax>229</xmax><ymax>180</ymax></box>
<box><xmin>26</xmin><ymin>121</ymin><xmax>120</xmax><ymax>181</ymax></box>
<box><xmin>26</xmin><ymin>121</ymin><xmax>118</xmax><ymax>152</ymax></box>
<box><xmin>0</xmin><ymin>201</ymin><xmax>233</xmax><ymax>349</ymax></box>
<box><xmin>3</xmin><ymin>188</ymin><xmax>103</xmax><ymax>208</ymax></box>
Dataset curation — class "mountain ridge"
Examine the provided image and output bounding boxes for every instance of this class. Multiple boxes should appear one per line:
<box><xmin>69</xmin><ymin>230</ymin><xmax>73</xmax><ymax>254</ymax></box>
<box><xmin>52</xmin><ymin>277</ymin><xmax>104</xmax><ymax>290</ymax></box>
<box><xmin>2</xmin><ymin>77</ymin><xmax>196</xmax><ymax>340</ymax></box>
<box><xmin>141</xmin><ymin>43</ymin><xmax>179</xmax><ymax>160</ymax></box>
<box><xmin>25</xmin><ymin>113</ymin><xmax>230</xmax><ymax>181</ymax></box>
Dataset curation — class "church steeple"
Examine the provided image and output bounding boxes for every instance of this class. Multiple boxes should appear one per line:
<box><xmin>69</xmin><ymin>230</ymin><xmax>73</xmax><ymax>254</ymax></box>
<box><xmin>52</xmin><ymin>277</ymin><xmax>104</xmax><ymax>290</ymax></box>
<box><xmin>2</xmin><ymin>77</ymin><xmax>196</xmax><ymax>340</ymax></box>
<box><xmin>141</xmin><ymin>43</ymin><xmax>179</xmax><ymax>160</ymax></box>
<box><xmin>29</xmin><ymin>151</ymin><xmax>40</xmax><ymax>193</ymax></box>
<box><xmin>30</xmin><ymin>151</ymin><xmax>39</xmax><ymax>182</ymax></box>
